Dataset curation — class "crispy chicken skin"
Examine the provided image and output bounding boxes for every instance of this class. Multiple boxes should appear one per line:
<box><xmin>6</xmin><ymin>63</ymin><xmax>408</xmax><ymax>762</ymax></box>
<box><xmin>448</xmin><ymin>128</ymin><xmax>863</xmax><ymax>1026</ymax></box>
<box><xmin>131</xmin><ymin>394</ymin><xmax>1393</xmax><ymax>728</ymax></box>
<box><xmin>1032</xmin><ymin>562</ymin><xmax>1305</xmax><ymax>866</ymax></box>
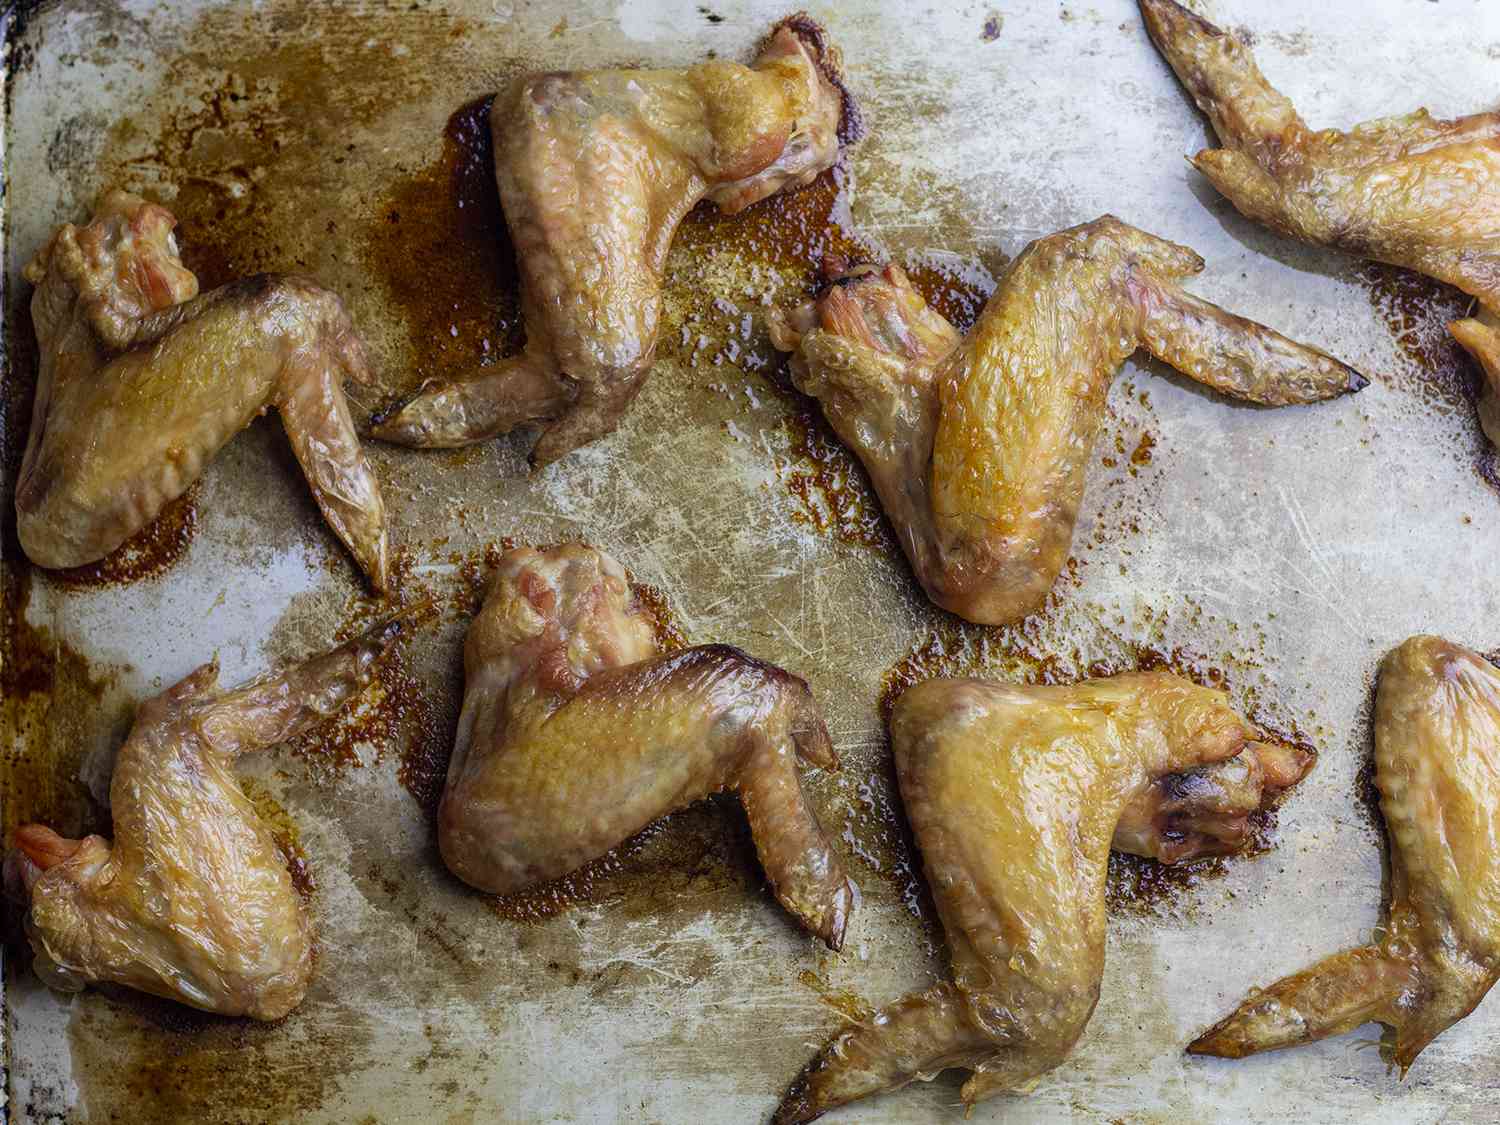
<box><xmin>437</xmin><ymin>544</ymin><xmax>856</xmax><ymax>949</ymax></box>
<box><xmin>775</xmin><ymin>673</ymin><xmax>1310</xmax><ymax>1121</ymax></box>
<box><xmin>769</xmin><ymin>218</ymin><xmax>1363</xmax><ymax>625</ymax></box>
<box><xmin>372</xmin><ymin>15</ymin><xmax>852</xmax><ymax>466</ymax></box>
<box><xmin>5</xmin><ymin>615</ymin><xmax>409</xmax><ymax>1021</ymax></box>
<box><xmin>1139</xmin><ymin>0</ymin><xmax>1500</xmax><ymax>440</ymax></box>
<box><xmin>18</xmin><ymin>189</ymin><xmax>389</xmax><ymax>588</ymax></box>
<box><xmin>1189</xmin><ymin>636</ymin><xmax>1500</xmax><ymax>1069</ymax></box>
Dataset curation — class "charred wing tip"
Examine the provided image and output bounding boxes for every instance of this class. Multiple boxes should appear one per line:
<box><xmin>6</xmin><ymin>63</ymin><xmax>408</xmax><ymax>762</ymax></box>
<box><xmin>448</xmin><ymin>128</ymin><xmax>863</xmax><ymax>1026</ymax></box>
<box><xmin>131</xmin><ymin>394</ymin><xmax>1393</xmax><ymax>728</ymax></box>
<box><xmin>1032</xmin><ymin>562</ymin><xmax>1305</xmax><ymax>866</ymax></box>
<box><xmin>1345</xmin><ymin>367</ymin><xmax>1371</xmax><ymax>394</ymax></box>
<box><xmin>1140</xmin><ymin>0</ymin><xmax>1223</xmax><ymax>42</ymax></box>
<box><xmin>770</xmin><ymin>11</ymin><xmax>864</xmax><ymax>146</ymax></box>
<box><xmin>1185</xmin><ymin>1026</ymin><xmax>1246</xmax><ymax>1058</ymax></box>
<box><xmin>772</xmin><ymin>1071</ymin><xmax>826</xmax><ymax>1125</ymax></box>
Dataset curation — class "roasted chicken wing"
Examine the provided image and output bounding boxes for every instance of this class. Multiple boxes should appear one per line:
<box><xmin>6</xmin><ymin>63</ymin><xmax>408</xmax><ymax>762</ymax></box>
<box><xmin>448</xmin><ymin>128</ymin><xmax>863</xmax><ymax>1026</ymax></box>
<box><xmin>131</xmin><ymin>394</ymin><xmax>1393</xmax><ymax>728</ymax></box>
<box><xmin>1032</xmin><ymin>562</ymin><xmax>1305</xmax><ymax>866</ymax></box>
<box><xmin>372</xmin><ymin>15</ymin><xmax>853</xmax><ymax>467</ymax></box>
<box><xmin>775</xmin><ymin>672</ymin><xmax>1310</xmax><ymax>1121</ymax></box>
<box><xmin>437</xmin><ymin>543</ymin><xmax>855</xmax><ymax>949</ymax></box>
<box><xmin>5</xmin><ymin>614</ymin><xmax>409</xmax><ymax>1020</ymax></box>
<box><xmin>769</xmin><ymin>219</ymin><xmax>1363</xmax><ymax>625</ymax></box>
<box><xmin>1140</xmin><ymin>0</ymin><xmax>1500</xmax><ymax>440</ymax></box>
<box><xmin>1190</xmin><ymin>635</ymin><xmax>1500</xmax><ymax>1069</ymax></box>
<box><xmin>18</xmin><ymin>189</ymin><xmax>388</xmax><ymax>588</ymax></box>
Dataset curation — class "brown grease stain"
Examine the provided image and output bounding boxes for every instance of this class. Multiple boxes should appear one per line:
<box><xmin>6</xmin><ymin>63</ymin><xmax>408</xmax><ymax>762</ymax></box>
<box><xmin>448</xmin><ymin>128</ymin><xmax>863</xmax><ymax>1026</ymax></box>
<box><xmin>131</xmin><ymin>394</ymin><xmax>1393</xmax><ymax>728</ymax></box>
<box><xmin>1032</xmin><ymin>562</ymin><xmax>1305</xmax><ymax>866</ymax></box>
<box><xmin>1357</xmin><ymin>263</ymin><xmax>1498</xmax><ymax>489</ymax></box>
<box><xmin>678</xmin><ymin>164</ymin><xmax>995</xmax><ymax>553</ymax></box>
<box><xmin>0</xmin><ymin>567</ymin><xmax>117</xmax><ymax>847</ymax></box>
<box><xmin>778</xmin><ymin>408</ymin><xmax>895</xmax><ymax>551</ymax></box>
<box><xmin>66</xmin><ymin>985</ymin><xmax>371</xmax><ymax>1125</ymax></box>
<box><xmin>239</xmin><ymin>776</ymin><xmax>316</xmax><ymax>899</ymax></box>
<box><xmin>797</xmin><ymin>969</ymin><xmax>875</xmax><ymax>1023</ymax></box>
<box><xmin>485</xmin><ymin>798</ymin><xmax>760</xmax><ymax>925</ymax></box>
<box><xmin>280</xmin><ymin>612</ymin><xmax>454</xmax><ymax>817</ymax></box>
<box><xmin>106</xmin><ymin>3</ymin><xmax>465</xmax><ymax>290</ymax></box>
<box><xmin>366</xmin><ymin>95</ymin><xmax>525</xmax><ymax>405</ymax></box>
<box><xmin>677</xmin><ymin>164</ymin><xmax>869</xmax><ymax>273</ymax></box>
<box><xmin>42</xmin><ymin>486</ymin><xmax>200</xmax><ymax>589</ymax></box>
<box><xmin>1129</xmin><ymin>431</ymin><xmax>1155</xmax><ymax>470</ymax></box>
<box><xmin>632</xmin><ymin>581</ymin><xmax>689</xmax><ymax>653</ymax></box>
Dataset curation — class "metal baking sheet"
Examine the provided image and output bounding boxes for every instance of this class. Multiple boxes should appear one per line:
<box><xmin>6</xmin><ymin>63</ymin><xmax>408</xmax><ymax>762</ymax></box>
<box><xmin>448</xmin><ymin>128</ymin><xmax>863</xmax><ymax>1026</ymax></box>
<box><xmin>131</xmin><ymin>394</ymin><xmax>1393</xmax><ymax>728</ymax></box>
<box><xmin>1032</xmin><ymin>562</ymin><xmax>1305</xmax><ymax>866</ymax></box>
<box><xmin>4</xmin><ymin>0</ymin><xmax>1500</xmax><ymax>1121</ymax></box>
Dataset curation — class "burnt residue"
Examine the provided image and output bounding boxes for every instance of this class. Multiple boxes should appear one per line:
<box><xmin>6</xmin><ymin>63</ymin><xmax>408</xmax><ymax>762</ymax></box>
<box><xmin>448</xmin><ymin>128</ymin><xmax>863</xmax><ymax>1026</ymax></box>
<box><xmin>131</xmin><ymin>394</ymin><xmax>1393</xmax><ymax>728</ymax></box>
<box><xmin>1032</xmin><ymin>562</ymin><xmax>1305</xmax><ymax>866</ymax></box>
<box><xmin>631</xmin><ymin>580</ymin><xmax>689</xmax><ymax>653</ymax></box>
<box><xmin>1357</xmin><ymin>262</ymin><xmax>1497</xmax><ymax>488</ymax></box>
<box><xmin>41</xmin><ymin>486</ymin><xmax>200</xmax><ymax>589</ymax></box>
<box><xmin>0</xmin><ymin>566</ymin><xmax>119</xmax><ymax>845</ymax></box>
<box><xmin>280</xmin><ymin>611</ymin><xmax>456</xmax><ymax>816</ymax></box>
<box><xmin>366</xmin><ymin>95</ymin><xmax>526</xmax><ymax>407</ymax></box>
<box><xmin>778</xmin><ymin>407</ymin><xmax>894</xmax><ymax>551</ymax></box>
<box><xmin>1359</xmin><ymin>263</ymin><xmax>1477</xmax><ymax>410</ymax></box>
<box><xmin>677</xmin><ymin>164</ymin><xmax>870</xmax><ymax>275</ymax></box>
<box><xmin>485</xmin><ymin>798</ymin><xmax>762</xmax><ymax>925</ymax></box>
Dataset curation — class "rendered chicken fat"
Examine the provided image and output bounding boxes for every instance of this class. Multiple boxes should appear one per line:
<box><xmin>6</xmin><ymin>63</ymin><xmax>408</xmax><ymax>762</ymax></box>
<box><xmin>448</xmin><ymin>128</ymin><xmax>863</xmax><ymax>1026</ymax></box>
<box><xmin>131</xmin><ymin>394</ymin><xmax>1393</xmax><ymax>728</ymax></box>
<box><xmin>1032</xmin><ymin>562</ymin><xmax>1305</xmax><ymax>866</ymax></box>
<box><xmin>7</xmin><ymin>614</ymin><xmax>410</xmax><ymax>1020</ymax></box>
<box><xmin>372</xmin><ymin>14</ymin><xmax>852</xmax><ymax>465</ymax></box>
<box><xmin>770</xmin><ymin>219</ymin><xmax>1363</xmax><ymax>625</ymax></box>
<box><xmin>437</xmin><ymin>544</ymin><xmax>856</xmax><ymax>949</ymax></box>
<box><xmin>775</xmin><ymin>672</ymin><xmax>1312</xmax><ymax>1121</ymax></box>
<box><xmin>17</xmin><ymin>189</ymin><xmax>389</xmax><ymax>588</ymax></box>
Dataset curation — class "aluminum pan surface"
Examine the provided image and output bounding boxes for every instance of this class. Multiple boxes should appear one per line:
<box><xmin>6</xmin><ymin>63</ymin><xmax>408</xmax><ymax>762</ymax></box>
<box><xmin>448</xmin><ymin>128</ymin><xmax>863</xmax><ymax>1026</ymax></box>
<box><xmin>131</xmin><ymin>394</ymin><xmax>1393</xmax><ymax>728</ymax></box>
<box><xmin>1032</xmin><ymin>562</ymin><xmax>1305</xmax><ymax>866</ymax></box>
<box><xmin>4</xmin><ymin>0</ymin><xmax>1500</xmax><ymax>1121</ymax></box>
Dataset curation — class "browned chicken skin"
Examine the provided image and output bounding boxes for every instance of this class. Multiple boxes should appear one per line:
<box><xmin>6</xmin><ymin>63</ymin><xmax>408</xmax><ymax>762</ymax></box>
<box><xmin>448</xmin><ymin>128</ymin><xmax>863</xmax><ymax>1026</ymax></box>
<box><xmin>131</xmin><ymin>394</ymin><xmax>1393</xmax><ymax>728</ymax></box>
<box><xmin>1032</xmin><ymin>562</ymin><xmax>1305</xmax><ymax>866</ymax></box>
<box><xmin>1190</xmin><ymin>636</ymin><xmax>1500</xmax><ymax>1069</ymax></box>
<box><xmin>17</xmin><ymin>189</ymin><xmax>389</xmax><ymax>587</ymax></box>
<box><xmin>769</xmin><ymin>219</ymin><xmax>1363</xmax><ymax>625</ymax></box>
<box><xmin>775</xmin><ymin>673</ymin><xmax>1311</xmax><ymax>1121</ymax></box>
<box><xmin>372</xmin><ymin>15</ymin><xmax>852</xmax><ymax>466</ymax></box>
<box><xmin>437</xmin><ymin>543</ymin><xmax>855</xmax><ymax>949</ymax></box>
<box><xmin>5</xmin><ymin>615</ymin><xmax>409</xmax><ymax>1020</ymax></box>
<box><xmin>1140</xmin><ymin>0</ymin><xmax>1500</xmax><ymax>444</ymax></box>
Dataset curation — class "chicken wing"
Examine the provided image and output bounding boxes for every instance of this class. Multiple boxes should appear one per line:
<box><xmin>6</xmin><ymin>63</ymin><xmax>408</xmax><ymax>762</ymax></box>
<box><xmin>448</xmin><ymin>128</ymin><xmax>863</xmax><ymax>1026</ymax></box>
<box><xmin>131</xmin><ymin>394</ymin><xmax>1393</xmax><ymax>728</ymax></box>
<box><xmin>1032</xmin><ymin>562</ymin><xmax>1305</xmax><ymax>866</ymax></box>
<box><xmin>18</xmin><ymin>188</ymin><xmax>389</xmax><ymax>588</ymax></box>
<box><xmin>769</xmin><ymin>219</ymin><xmax>1363</xmax><ymax>625</ymax></box>
<box><xmin>5</xmin><ymin>614</ymin><xmax>410</xmax><ymax>1020</ymax></box>
<box><xmin>775</xmin><ymin>672</ymin><xmax>1310</xmax><ymax>1121</ymax></box>
<box><xmin>1139</xmin><ymin>0</ymin><xmax>1500</xmax><ymax>436</ymax></box>
<box><xmin>436</xmin><ymin>543</ymin><xmax>855</xmax><ymax>949</ymax></box>
<box><xmin>1189</xmin><ymin>635</ymin><xmax>1500</xmax><ymax>1069</ymax></box>
<box><xmin>372</xmin><ymin>15</ymin><xmax>853</xmax><ymax>467</ymax></box>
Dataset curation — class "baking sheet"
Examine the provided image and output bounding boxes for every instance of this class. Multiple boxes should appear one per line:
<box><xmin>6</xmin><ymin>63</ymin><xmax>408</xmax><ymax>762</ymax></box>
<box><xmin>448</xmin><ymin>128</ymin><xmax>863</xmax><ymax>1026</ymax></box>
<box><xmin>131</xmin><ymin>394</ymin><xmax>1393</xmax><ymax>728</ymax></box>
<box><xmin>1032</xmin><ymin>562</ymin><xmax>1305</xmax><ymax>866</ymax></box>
<box><xmin>4</xmin><ymin>0</ymin><xmax>1500</xmax><ymax>1121</ymax></box>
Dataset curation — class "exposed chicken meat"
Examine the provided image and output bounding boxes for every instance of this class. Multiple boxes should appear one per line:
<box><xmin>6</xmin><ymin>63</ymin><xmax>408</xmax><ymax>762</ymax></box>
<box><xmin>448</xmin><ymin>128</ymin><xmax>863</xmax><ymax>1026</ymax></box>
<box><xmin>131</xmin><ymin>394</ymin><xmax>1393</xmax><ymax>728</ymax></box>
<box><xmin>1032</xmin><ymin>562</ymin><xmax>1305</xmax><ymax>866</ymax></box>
<box><xmin>769</xmin><ymin>219</ymin><xmax>1363</xmax><ymax>625</ymax></box>
<box><xmin>372</xmin><ymin>15</ymin><xmax>853</xmax><ymax>466</ymax></box>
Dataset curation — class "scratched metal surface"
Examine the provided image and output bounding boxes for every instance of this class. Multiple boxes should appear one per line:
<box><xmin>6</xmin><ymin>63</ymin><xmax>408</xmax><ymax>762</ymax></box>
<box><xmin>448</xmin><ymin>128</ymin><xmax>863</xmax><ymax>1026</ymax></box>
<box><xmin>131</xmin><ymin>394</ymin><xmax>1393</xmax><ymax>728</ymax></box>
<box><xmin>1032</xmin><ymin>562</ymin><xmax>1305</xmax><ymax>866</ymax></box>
<box><xmin>3</xmin><ymin>0</ymin><xmax>1500</xmax><ymax>1121</ymax></box>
